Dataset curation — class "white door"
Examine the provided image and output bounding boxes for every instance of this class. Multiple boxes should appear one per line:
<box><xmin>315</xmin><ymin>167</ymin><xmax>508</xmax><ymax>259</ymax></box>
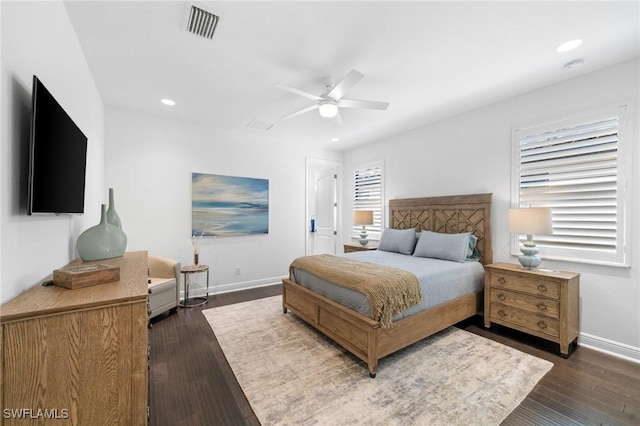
<box><xmin>313</xmin><ymin>168</ymin><xmax>337</xmax><ymax>255</ymax></box>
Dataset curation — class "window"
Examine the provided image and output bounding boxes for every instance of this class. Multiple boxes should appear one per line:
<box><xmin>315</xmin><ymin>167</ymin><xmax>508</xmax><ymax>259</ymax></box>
<box><xmin>353</xmin><ymin>161</ymin><xmax>383</xmax><ymax>240</ymax></box>
<box><xmin>511</xmin><ymin>105</ymin><xmax>629</xmax><ymax>267</ymax></box>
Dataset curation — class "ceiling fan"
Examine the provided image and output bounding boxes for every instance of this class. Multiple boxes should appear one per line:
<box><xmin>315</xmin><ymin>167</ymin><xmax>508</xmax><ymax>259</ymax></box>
<box><xmin>274</xmin><ymin>69</ymin><xmax>389</xmax><ymax>123</ymax></box>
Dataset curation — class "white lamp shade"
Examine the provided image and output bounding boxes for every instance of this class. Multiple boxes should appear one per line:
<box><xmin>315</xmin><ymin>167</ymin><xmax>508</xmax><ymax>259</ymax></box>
<box><xmin>318</xmin><ymin>101</ymin><xmax>338</xmax><ymax>118</ymax></box>
<box><xmin>353</xmin><ymin>210</ymin><xmax>374</xmax><ymax>226</ymax></box>
<box><xmin>508</xmin><ymin>208</ymin><xmax>553</xmax><ymax>235</ymax></box>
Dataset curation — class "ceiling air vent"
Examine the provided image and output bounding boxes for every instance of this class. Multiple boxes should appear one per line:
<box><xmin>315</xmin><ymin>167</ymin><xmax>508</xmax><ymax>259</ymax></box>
<box><xmin>185</xmin><ymin>3</ymin><xmax>220</xmax><ymax>39</ymax></box>
<box><xmin>247</xmin><ymin>119</ymin><xmax>273</xmax><ymax>131</ymax></box>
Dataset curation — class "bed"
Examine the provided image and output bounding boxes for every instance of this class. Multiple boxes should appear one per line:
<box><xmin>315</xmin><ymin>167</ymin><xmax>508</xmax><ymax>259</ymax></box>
<box><xmin>282</xmin><ymin>193</ymin><xmax>492</xmax><ymax>377</ymax></box>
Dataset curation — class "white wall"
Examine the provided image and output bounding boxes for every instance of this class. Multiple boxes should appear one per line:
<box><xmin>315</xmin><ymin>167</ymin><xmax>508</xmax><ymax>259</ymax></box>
<box><xmin>0</xmin><ymin>1</ymin><xmax>104</xmax><ymax>304</ymax></box>
<box><xmin>105</xmin><ymin>107</ymin><xmax>342</xmax><ymax>294</ymax></box>
<box><xmin>342</xmin><ymin>59</ymin><xmax>640</xmax><ymax>361</ymax></box>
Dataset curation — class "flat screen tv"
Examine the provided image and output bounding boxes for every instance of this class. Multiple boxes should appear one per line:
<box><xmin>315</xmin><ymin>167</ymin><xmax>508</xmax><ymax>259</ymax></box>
<box><xmin>28</xmin><ymin>76</ymin><xmax>88</xmax><ymax>215</ymax></box>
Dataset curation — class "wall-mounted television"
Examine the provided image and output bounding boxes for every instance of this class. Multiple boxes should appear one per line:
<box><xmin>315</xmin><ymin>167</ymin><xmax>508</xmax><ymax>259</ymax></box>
<box><xmin>28</xmin><ymin>76</ymin><xmax>88</xmax><ymax>215</ymax></box>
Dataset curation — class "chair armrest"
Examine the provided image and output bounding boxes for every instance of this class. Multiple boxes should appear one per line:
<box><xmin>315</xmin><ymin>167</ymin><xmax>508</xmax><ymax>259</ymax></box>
<box><xmin>149</xmin><ymin>254</ymin><xmax>180</xmax><ymax>279</ymax></box>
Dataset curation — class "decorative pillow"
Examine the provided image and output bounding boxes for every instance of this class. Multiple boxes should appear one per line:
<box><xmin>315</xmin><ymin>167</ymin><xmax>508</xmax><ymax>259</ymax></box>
<box><xmin>413</xmin><ymin>231</ymin><xmax>473</xmax><ymax>263</ymax></box>
<box><xmin>377</xmin><ymin>228</ymin><xmax>418</xmax><ymax>255</ymax></box>
<box><xmin>467</xmin><ymin>234</ymin><xmax>480</xmax><ymax>261</ymax></box>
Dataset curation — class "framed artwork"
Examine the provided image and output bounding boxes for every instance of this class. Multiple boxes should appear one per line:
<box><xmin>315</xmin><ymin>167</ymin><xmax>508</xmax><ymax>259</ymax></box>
<box><xmin>192</xmin><ymin>172</ymin><xmax>269</xmax><ymax>237</ymax></box>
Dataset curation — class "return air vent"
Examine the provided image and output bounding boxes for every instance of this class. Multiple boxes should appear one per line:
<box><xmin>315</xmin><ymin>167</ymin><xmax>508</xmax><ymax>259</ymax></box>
<box><xmin>246</xmin><ymin>119</ymin><xmax>273</xmax><ymax>131</ymax></box>
<box><xmin>185</xmin><ymin>3</ymin><xmax>219</xmax><ymax>39</ymax></box>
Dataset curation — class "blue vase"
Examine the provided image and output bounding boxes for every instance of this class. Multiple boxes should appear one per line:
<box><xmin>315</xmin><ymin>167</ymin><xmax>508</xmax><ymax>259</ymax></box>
<box><xmin>77</xmin><ymin>204</ymin><xmax>127</xmax><ymax>261</ymax></box>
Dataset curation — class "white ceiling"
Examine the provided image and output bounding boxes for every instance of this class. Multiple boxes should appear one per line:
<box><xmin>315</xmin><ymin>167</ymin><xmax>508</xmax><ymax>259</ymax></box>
<box><xmin>64</xmin><ymin>1</ymin><xmax>640</xmax><ymax>151</ymax></box>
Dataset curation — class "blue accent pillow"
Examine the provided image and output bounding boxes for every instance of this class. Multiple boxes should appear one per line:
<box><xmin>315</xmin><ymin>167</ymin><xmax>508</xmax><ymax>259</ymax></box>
<box><xmin>377</xmin><ymin>228</ymin><xmax>418</xmax><ymax>255</ymax></box>
<box><xmin>413</xmin><ymin>231</ymin><xmax>476</xmax><ymax>263</ymax></box>
<box><xmin>467</xmin><ymin>234</ymin><xmax>480</xmax><ymax>261</ymax></box>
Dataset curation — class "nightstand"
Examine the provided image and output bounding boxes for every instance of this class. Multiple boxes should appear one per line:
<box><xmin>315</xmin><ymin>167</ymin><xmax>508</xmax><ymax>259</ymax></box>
<box><xmin>344</xmin><ymin>243</ymin><xmax>377</xmax><ymax>253</ymax></box>
<box><xmin>484</xmin><ymin>262</ymin><xmax>580</xmax><ymax>357</ymax></box>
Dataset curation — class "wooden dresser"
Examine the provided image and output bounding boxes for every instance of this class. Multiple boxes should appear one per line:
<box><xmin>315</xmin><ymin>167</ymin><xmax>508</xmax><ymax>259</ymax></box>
<box><xmin>484</xmin><ymin>262</ymin><xmax>580</xmax><ymax>357</ymax></box>
<box><xmin>0</xmin><ymin>251</ymin><xmax>148</xmax><ymax>425</ymax></box>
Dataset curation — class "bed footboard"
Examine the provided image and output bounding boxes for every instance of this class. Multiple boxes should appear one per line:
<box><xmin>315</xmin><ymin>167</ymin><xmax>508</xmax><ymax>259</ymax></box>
<box><xmin>282</xmin><ymin>278</ymin><xmax>483</xmax><ymax>378</ymax></box>
<box><xmin>283</xmin><ymin>277</ymin><xmax>381</xmax><ymax>377</ymax></box>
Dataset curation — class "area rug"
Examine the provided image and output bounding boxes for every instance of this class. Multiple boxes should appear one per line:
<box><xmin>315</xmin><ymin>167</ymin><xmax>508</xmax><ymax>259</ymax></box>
<box><xmin>203</xmin><ymin>296</ymin><xmax>553</xmax><ymax>426</ymax></box>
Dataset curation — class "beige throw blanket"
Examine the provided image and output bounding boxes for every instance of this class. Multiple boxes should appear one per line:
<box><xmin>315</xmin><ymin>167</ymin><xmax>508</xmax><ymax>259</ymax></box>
<box><xmin>289</xmin><ymin>254</ymin><xmax>422</xmax><ymax>328</ymax></box>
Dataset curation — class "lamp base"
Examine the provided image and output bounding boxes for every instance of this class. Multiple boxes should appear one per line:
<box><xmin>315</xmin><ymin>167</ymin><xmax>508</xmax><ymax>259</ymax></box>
<box><xmin>359</xmin><ymin>229</ymin><xmax>369</xmax><ymax>246</ymax></box>
<box><xmin>517</xmin><ymin>242</ymin><xmax>541</xmax><ymax>270</ymax></box>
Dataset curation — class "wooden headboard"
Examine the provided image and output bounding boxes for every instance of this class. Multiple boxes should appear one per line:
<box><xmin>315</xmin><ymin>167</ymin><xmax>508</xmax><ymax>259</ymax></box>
<box><xmin>389</xmin><ymin>193</ymin><xmax>493</xmax><ymax>265</ymax></box>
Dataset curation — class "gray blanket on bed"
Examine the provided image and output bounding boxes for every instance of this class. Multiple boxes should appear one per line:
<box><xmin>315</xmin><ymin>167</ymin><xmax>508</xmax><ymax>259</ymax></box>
<box><xmin>290</xmin><ymin>250</ymin><xmax>484</xmax><ymax>321</ymax></box>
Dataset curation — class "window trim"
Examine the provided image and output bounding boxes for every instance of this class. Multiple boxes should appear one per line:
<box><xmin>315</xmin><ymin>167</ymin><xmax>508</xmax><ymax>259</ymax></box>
<box><xmin>510</xmin><ymin>104</ymin><xmax>631</xmax><ymax>268</ymax></box>
<box><xmin>352</xmin><ymin>160</ymin><xmax>384</xmax><ymax>241</ymax></box>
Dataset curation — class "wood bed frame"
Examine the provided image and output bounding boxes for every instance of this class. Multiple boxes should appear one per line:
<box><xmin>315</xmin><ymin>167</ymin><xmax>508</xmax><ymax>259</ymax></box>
<box><xmin>282</xmin><ymin>193</ymin><xmax>492</xmax><ymax>377</ymax></box>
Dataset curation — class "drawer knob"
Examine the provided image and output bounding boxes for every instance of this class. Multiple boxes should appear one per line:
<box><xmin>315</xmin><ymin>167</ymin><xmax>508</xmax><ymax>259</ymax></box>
<box><xmin>498</xmin><ymin>309</ymin><xmax>506</xmax><ymax>317</ymax></box>
<box><xmin>498</xmin><ymin>277</ymin><xmax>506</xmax><ymax>284</ymax></box>
<box><xmin>537</xmin><ymin>321</ymin><xmax>547</xmax><ymax>329</ymax></box>
<box><xmin>537</xmin><ymin>302</ymin><xmax>547</xmax><ymax>311</ymax></box>
<box><xmin>537</xmin><ymin>284</ymin><xmax>547</xmax><ymax>292</ymax></box>
<box><xmin>498</xmin><ymin>293</ymin><xmax>506</xmax><ymax>301</ymax></box>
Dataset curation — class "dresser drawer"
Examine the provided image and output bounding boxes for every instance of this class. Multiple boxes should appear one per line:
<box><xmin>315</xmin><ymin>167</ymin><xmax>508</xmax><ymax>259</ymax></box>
<box><xmin>490</xmin><ymin>289</ymin><xmax>560</xmax><ymax>318</ymax></box>
<box><xmin>490</xmin><ymin>303</ymin><xmax>560</xmax><ymax>338</ymax></box>
<box><xmin>489</xmin><ymin>272</ymin><xmax>560</xmax><ymax>299</ymax></box>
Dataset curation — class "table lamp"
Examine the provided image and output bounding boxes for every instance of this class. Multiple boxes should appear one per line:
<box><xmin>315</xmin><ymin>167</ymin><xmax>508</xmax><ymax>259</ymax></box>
<box><xmin>508</xmin><ymin>207</ymin><xmax>553</xmax><ymax>270</ymax></box>
<box><xmin>354</xmin><ymin>210</ymin><xmax>374</xmax><ymax>246</ymax></box>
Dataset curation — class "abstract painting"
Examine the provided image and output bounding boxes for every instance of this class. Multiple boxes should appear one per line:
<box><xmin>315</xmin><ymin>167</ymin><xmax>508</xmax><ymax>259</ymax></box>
<box><xmin>192</xmin><ymin>172</ymin><xmax>269</xmax><ymax>237</ymax></box>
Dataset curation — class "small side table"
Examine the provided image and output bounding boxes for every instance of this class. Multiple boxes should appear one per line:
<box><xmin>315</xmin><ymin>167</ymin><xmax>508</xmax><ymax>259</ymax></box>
<box><xmin>180</xmin><ymin>264</ymin><xmax>209</xmax><ymax>308</ymax></box>
<box><xmin>344</xmin><ymin>243</ymin><xmax>377</xmax><ymax>253</ymax></box>
<box><xmin>484</xmin><ymin>262</ymin><xmax>580</xmax><ymax>357</ymax></box>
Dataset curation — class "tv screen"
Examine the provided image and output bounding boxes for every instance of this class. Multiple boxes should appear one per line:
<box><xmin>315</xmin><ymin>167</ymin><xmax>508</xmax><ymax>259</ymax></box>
<box><xmin>28</xmin><ymin>76</ymin><xmax>88</xmax><ymax>215</ymax></box>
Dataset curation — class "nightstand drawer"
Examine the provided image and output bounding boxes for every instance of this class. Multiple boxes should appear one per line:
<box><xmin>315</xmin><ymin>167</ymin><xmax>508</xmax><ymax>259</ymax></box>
<box><xmin>490</xmin><ymin>304</ymin><xmax>560</xmax><ymax>338</ymax></box>
<box><xmin>490</xmin><ymin>272</ymin><xmax>560</xmax><ymax>299</ymax></box>
<box><xmin>490</xmin><ymin>289</ymin><xmax>560</xmax><ymax>318</ymax></box>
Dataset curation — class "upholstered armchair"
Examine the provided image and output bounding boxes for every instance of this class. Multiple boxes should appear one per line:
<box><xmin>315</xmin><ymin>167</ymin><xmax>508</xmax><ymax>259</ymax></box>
<box><xmin>148</xmin><ymin>254</ymin><xmax>181</xmax><ymax>320</ymax></box>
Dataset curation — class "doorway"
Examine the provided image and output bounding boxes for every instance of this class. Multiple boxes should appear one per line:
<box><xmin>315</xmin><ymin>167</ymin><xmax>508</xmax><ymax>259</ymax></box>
<box><xmin>306</xmin><ymin>158</ymin><xmax>342</xmax><ymax>256</ymax></box>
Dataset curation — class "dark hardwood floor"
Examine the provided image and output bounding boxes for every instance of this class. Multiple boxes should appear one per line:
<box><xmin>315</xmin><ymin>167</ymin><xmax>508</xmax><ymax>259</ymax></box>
<box><xmin>148</xmin><ymin>285</ymin><xmax>639</xmax><ymax>425</ymax></box>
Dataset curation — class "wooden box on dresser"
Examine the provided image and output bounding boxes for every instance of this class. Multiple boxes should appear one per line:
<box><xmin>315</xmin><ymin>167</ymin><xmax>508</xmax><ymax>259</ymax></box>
<box><xmin>484</xmin><ymin>262</ymin><xmax>580</xmax><ymax>357</ymax></box>
<box><xmin>0</xmin><ymin>251</ymin><xmax>148</xmax><ymax>425</ymax></box>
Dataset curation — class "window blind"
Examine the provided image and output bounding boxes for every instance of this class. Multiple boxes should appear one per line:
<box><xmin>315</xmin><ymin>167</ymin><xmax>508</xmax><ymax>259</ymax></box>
<box><xmin>353</xmin><ymin>162</ymin><xmax>383</xmax><ymax>238</ymax></box>
<box><xmin>514</xmin><ymin>106</ymin><xmax>628</xmax><ymax>266</ymax></box>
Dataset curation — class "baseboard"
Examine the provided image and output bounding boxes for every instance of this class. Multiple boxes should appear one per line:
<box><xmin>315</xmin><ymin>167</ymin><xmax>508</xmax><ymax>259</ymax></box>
<box><xmin>579</xmin><ymin>332</ymin><xmax>640</xmax><ymax>364</ymax></box>
<box><xmin>182</xmin><ymin>276</ymin><xmax>285</xmax><ymax>298</ymax></box>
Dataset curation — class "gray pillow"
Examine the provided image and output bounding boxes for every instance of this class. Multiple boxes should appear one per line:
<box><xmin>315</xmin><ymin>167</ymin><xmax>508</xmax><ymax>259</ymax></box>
<box><xmin>413</xmin><ymin>231</ymin><xmax>471</xmax><ymax>263</ymax></box>
<box><xmin>377</xmin><ymin>228</ymin><xmax>418</xmax><ymax>255</ymax></box>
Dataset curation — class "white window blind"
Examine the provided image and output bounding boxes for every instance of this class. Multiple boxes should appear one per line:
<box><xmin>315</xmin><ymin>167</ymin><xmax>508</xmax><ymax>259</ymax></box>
<box><xmin>353</xmin><ymin>162</ymin><xmax>383</xmax><ymax>239</ymax></box>
<box><xmin>512</xmin><ymin>106</ymin><xmax>628</xmax><ymax>267</ymax></box>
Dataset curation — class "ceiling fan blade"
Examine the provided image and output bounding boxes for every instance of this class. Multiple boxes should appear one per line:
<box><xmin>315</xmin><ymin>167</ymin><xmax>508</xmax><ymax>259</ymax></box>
<box><xmin>274</xmin><ymin>83</ymin><xmax>323</xmax><ymax>101</ymax></box>
<box><xmin>333</xmin><ymin>109</ymin><xmax>343</xmax><ymax>126</ymax></box>
<box><xmin>326</xmin><ymin>69</ymin><xmax>364</xmax><ymax>100</ymax></box>
<box><xmin>281</xmin><ymin>104</ymin><xmax>319</xmax><ymax>120</ymax></box>
<box><xmin>338</xmin><ymin>98</ymin><xmax>389</xmax><ymax>110</ymax></box>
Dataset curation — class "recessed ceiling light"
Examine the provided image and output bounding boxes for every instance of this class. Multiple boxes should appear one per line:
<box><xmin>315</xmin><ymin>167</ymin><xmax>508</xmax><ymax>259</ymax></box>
<box><xmin>161</xmin><ymin>98</ymin><xmax>176</xmax><ymax>106</ymax></box>
<box><xmin>556</xmin><ymin>39</ymin><xmax>583</xmax><ymax>53</ymax></box>
<box><xmin>331</xmin><ymin>137</ymin><xmax>340</xmax><ymax>142</ymax></box>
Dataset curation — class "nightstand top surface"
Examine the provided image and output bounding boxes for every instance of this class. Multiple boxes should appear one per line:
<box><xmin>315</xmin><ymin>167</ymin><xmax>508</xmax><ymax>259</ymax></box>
<box><xmin>486</xmin><ymin>262</ymin><xmax>579</xmax><ymax>280</ymax></box>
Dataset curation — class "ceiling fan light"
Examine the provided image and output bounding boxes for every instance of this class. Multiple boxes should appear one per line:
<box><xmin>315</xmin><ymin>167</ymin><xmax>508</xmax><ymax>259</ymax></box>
<box><xmin>318</xmin><ymin>101</ymin><xmax>338</xmax><ymax>118</ymax></box>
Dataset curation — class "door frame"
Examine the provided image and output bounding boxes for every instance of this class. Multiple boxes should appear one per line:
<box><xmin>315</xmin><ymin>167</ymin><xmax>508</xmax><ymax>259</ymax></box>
<box><xmin>305</xmin><ymin>157</ymin><xmax>343</xmax><ymax>256</ymax></box>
